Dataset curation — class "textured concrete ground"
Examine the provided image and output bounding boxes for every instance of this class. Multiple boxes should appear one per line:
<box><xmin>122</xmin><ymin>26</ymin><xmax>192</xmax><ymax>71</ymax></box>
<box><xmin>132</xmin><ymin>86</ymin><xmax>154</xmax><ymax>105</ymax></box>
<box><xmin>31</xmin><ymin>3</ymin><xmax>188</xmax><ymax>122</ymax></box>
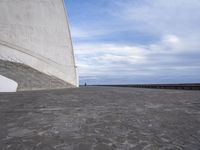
<box><xmin>0</xmin><ymin>60</ymin><xmax>73</xmax><ymax>91</ymax></box>
<box><xmin>0</xmin><ymin>87</ymin><xmax>200</xmax><ymax>150</ymax></box>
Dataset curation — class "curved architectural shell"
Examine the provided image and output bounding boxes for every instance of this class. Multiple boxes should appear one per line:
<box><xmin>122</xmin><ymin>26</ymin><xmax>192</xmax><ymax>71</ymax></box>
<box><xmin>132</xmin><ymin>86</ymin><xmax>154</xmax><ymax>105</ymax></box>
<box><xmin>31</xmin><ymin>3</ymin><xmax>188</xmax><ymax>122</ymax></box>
<box><xmin>0</xmin><ymin>0</ymin><xmax>78</xmax><ymax>87</ymax></box>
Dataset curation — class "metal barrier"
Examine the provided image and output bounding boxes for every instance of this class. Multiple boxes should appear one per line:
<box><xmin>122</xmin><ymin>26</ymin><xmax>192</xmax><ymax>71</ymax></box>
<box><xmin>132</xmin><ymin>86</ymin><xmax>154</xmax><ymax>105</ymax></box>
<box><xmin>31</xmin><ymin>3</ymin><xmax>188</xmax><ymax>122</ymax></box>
<box><xmin>93</xmin><ymin>84</ymin><xmax>200</xmax><ymax>90</ymax></box>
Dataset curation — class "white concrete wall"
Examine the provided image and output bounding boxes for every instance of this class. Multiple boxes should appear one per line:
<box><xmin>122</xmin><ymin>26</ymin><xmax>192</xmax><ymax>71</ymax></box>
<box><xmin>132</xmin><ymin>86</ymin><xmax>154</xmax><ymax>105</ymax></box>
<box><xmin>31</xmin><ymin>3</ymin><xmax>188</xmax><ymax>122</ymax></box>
<box><xmin>0</xmin><ymin>0</ymin><xmax>78</xmax><ymax>86</ymax></box>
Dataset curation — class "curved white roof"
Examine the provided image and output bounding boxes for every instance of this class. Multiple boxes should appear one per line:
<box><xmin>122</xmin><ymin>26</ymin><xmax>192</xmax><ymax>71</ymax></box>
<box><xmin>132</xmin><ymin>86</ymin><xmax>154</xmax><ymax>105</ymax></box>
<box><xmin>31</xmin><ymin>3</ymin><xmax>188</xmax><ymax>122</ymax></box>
<box><xmin>0</xmin><ymin>0</ymin><xmax>78</xmax><ymax>86</ymax></box>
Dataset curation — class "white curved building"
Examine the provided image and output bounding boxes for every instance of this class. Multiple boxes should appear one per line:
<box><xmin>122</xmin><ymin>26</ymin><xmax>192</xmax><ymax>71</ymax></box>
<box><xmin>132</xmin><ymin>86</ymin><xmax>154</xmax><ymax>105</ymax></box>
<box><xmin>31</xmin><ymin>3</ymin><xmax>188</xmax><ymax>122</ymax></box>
<box><xmin>0</xmin><ymin>0</ymin><xmax>78</xmax><ymax>88</ymax></box>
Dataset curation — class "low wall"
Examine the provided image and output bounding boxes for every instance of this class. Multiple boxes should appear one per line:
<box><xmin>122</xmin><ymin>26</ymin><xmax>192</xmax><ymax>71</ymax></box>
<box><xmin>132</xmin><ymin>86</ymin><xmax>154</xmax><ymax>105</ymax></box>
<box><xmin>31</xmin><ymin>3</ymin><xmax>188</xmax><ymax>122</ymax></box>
<box><xmin>93</xmin><ymin>84</ymin><xmax>200</xmax><ymax>90</ymax></box>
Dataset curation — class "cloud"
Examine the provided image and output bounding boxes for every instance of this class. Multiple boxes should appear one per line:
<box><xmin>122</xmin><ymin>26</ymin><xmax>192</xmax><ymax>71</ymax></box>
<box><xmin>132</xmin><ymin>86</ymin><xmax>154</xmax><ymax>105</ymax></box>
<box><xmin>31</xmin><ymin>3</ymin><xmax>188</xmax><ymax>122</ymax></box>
<box><xmin>66</xmin><ymin>0</ymin><xmax>200</xmax><ymax>84</ymax></box>
<box><xmin>114</xmin><ymin>0</ymin><xmax>200</xmax><ymax>32</ymax></box>
<box><xmin>162</xmin><ymin>35</ymin><xmax>180</xmax><ymax>45</ymax></box>
<box><xmin>71</xmin><ymin>26</ymin><xmax>112</xmax><ymax>38</ymax></box>
<box><xmin>74</xmin><ymin>37</ymin><xmax>200</xmax><ymax>84</ymax></box>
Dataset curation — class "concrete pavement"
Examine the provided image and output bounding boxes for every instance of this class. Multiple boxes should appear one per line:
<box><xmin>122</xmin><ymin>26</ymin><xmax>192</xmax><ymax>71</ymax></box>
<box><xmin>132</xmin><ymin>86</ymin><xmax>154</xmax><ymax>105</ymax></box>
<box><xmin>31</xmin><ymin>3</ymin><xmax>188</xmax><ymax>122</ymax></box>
<box><xmin>0</xmin><ymin>87</ymin><xmax>200</xmax><ymax>149</ymax></box>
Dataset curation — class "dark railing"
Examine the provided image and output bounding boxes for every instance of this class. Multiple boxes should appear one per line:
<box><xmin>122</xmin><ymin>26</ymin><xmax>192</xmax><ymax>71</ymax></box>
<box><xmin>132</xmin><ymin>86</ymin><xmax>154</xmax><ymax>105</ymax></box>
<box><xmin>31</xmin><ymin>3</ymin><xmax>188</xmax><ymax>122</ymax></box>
<box><xmin>91</xmin><ymin>84</ymin><xmax>200</xmax><ymax>90</ymax></box>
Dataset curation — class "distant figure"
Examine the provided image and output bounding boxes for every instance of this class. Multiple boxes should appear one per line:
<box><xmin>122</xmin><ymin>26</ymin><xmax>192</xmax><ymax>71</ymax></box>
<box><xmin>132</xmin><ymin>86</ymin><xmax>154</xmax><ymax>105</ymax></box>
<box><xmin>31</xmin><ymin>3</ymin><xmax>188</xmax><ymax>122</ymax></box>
<box><xmin>85</xmin><ymin>83</ymin><xmax>87</xmax><ymax>86</ymax></box>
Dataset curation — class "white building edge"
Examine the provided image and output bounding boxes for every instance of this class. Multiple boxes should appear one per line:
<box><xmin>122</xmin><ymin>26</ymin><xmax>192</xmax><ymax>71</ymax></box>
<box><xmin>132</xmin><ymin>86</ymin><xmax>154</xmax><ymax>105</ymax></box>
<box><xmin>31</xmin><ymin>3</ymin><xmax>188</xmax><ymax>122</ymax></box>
<box><xmin>0</xmin><ymin>0</ymin><xmax>78</xmax><ymax>87</ymax></box>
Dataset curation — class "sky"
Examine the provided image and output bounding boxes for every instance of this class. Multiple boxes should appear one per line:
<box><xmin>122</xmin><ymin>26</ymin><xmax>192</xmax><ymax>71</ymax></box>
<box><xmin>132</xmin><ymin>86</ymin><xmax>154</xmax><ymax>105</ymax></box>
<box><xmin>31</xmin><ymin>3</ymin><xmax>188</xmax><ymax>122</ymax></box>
<box><xmin>0</xmin><ymin>75</ymin><xmax>18</xmax><ymax>92</ymax></box>
<box><xmin>65</xmin><ymin>0</ymin><xmax>200</xmax><ymax>85</ymax></box>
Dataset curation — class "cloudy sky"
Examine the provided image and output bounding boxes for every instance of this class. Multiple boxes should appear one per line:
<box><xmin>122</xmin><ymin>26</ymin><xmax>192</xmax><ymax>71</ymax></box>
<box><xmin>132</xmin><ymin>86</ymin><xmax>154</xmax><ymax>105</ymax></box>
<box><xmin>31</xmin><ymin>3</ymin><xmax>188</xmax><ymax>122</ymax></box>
<box><xmin>65</xmin><ymin>0</ymin><xmax>200</xmax><ymax>85</ymax></box>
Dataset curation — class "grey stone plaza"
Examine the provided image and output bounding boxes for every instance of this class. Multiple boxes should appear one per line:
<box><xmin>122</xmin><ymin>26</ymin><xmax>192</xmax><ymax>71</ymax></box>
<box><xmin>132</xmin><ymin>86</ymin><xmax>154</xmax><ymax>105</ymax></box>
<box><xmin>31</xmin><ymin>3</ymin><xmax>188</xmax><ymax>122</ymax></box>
<box><xmin>0</xmin><ymin>0</ymin><xmax>200</xmax><ymax>149</ymax></box>
<box><xmin>0</xmin><ymin>87</ymin><xmax>200</xmax><ymax>149</ymax></box>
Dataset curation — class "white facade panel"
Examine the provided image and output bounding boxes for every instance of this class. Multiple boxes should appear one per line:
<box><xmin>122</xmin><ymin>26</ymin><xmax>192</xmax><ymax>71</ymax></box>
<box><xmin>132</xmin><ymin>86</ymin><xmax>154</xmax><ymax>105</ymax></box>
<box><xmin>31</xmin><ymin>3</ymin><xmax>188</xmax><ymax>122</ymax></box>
<box><xmin>0</xmin><ymin>0</ymin><xmax>78</xmax><ymax>86</ymax></box>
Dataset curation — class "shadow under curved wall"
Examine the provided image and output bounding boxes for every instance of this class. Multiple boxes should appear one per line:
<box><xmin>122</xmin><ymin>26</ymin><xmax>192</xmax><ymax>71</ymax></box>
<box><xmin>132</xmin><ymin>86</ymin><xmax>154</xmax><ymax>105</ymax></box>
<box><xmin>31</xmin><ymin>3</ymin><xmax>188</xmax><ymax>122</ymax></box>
<box><xmin>0</xmin><ymin>60</ymin><xmax>73</xmax><ymax>91</ymax></box>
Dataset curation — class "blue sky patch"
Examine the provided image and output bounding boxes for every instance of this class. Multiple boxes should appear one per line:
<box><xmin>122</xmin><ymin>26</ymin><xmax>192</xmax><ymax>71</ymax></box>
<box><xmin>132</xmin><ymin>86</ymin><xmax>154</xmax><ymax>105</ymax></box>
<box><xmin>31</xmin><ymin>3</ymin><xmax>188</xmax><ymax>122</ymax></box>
<box><xmin>65</xmin><ymin>0</ymin><xmax>200</xmax><ymax>85</ymax></box>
